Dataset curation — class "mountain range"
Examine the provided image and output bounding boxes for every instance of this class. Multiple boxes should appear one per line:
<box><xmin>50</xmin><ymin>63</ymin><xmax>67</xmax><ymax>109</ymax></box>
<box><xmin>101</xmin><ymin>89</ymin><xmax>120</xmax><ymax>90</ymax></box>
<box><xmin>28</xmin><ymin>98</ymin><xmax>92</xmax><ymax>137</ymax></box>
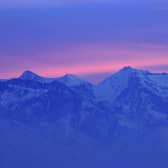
<box><xmin>0</xmin><ymin>66</ymin><xmax>168</xmax><ymax>168</ymax></box>
<box><xmin>1</xmin><ymin>66</ymin><xmax>168</xmax><ymax>127</ymax></box>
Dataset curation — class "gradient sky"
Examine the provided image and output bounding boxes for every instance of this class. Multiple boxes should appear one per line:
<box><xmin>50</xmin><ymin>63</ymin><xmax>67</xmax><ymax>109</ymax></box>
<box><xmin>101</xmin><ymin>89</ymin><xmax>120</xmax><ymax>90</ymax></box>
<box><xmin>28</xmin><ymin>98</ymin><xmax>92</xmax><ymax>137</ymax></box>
<box><xmin>0</xmin><ymin>1</ymin><xmax>168</xmax><ymax>82</ymax></box>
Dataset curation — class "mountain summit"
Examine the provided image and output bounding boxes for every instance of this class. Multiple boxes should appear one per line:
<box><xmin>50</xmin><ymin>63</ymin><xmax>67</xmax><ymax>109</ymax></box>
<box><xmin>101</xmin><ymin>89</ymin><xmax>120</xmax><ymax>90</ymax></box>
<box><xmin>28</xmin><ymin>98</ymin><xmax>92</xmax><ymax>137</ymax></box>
<box><xmin>95</xmin><ymin>66</ymin><xmax>148</xmax><ymax>101</ymax></box>
<box><xmin>96</xmin><ymin>66</ymin><xmax>168</xmax><ymax>101</ymax></box>
<box><xmin>57</xmin><ymin>74</ymin><xmax>90</xmax><ymax>87</ymax></box>
<box><xmin>20</xmin><ymin>71</ymin><xmax>41</xmax><ymax>80</ymax></box>
<box><xmin>20</xmin><ymin>70</ymin><xmax>56</xmax><ymax>83</ymax></box>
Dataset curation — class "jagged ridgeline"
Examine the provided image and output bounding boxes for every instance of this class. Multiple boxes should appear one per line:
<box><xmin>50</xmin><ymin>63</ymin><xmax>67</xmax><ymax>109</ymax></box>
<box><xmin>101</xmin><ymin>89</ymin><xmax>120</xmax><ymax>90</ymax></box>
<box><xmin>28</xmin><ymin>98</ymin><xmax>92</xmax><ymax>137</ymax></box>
<box><xmin>1</xmin><ymin>67</ymin><xmax>168</xmax><ymax>128</ymax></box>
<box><xmin>0</xmin><ymin>67</ymin><xmax>168</xmax><ymax>168</ymax></box>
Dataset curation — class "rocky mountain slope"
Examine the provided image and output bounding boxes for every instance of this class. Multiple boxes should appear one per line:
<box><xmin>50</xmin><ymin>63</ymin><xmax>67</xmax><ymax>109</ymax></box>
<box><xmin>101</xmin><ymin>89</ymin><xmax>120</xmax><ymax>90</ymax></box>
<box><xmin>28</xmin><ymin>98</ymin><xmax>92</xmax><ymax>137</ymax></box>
<box><xmin>0</xmin><ymin>67</ymin><xmax>168</xmax><ymax>168</ymax></box>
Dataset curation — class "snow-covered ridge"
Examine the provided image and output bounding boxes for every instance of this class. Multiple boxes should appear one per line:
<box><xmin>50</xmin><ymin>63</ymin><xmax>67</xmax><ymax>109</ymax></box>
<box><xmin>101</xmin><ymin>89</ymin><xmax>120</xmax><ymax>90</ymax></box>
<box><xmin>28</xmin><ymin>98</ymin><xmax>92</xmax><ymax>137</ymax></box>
<box><xmin>1</xmin><ymin>66</ymin><xmax>168</xmax><ymax>96</ymax></box>
<box><xmin>1</xmin><ymin>66</ymin><xmax>168</xmax><ymax>98</ymax></box>
<box><xmin>57</xmin><ymin>74</ymin><xmax>90</xmax><ymax>87</ymax></box>
<box><xmin>2</xmin><ymin>66</ymin><xmax>168</xmax><ymax>86</ymax></box>
<box><xmin>0</xmin><ymin>66</ymin><xmax>168</xmax><ymax>137</ymax></box>
<box><xmin>18</xmin><ymin>71</ymin><xmax>90</xmax><ymax>87</ymax></box>
<box><xmin>19</xmin><ymin>71</ymin><xmax>56</xmax><ymax>83</ymax></box>
<box><xmin>95</xmin><ymin>66</ymin><xmax>168</xmax><ymax>101</ymax></box>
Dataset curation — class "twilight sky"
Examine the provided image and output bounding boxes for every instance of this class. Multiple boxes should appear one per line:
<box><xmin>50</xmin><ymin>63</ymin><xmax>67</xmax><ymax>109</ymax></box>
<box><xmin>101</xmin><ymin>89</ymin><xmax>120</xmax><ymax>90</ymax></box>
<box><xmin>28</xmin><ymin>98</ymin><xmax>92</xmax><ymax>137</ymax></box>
<box><xmin>0</xmin><ymin>1</ymin><xmax>168</xmax><ymax>82</ymax></box>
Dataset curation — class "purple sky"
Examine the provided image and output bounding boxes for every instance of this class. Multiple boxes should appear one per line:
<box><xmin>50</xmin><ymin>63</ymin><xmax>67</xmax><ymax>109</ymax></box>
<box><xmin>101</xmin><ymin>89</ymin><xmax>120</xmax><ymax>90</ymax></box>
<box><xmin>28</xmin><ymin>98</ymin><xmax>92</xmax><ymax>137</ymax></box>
<box><xmin>0</xmin><ymin>0</ymin><xmax>168</xmax><ymax>6</ymax></box>
<box><xmin>0</xmin><ymin>1</ymin><xmax>168</xmax><ymax>82</ymax></box>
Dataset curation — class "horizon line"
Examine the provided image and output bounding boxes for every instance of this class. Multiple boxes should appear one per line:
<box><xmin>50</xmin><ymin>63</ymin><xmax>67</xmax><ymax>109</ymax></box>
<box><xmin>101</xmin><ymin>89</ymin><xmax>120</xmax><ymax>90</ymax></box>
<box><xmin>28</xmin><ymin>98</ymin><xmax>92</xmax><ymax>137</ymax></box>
<box><xmin>1</xmin><ymin>65</ymin><xmax>168</xmax><ymax>83</ymax></box>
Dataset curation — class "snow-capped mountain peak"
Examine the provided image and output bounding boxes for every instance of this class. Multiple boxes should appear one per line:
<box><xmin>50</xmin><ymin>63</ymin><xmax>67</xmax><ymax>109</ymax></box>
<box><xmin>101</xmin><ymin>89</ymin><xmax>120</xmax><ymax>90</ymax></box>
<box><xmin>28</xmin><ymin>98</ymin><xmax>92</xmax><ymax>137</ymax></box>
<box><xmin>57</xmin><ymin>74</ymin><xmax>89</xmax><ymax>87</ymax></box>
<box><xmin>20</xmin><ymin>71</ymin><xmax>41</xmax><ymax>80</ymax></box>
<box><xmin>95</xmin><ymin>66</ymin><xmax>168</xmax><ymax>103</ymax></box>
<box><xmin>119</xmin><ymin>66</ymin><xmax>137</xmax><ymax>72</ymax></box>
<box><xmin>96</xmin><ymin>67</ymin><xmax>150</xmax><ymax>101</ymax></box>
<box><xmin>19</xmin><ymin>71</ymin><xmax>55</xmax><ymax>83</ymax></box>
<box><xmin>117</xmin><ymin>66</ymin><xmax>149</xmax><ymax>76</ymax></box>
